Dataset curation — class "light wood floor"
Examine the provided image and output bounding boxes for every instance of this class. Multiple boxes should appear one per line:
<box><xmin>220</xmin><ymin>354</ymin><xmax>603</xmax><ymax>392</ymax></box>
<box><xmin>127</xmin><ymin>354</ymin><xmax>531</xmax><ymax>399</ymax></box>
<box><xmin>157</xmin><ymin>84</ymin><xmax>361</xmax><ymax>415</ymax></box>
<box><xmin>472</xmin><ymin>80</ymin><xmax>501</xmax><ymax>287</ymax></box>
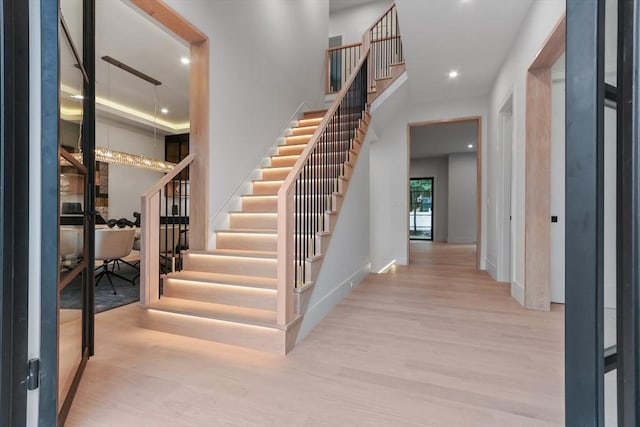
<box><xmin>66</xmin><ymin>242</ymin><xmax>564</xmax><ymax>426</ymax></box>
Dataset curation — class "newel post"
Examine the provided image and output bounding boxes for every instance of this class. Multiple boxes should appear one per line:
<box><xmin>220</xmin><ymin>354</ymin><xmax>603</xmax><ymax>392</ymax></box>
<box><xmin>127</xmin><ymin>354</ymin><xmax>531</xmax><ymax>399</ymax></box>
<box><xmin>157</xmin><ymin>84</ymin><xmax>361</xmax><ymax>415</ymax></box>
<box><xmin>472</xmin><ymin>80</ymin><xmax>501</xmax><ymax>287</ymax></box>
<box><xmin>276</xmin><ymin>187</ymin><xmax>295</xmax><ymax>326</ymax></box>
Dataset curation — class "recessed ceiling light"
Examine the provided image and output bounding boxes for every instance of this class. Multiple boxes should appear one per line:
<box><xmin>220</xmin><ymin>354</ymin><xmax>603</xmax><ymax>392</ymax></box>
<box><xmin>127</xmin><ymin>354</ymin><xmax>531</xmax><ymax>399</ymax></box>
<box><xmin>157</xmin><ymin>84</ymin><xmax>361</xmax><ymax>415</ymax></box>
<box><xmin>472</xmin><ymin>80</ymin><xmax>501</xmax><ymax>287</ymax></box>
<box><xmin>70</xmin><ymin>94</ymin><xmax>84</xmax><ymax>100</ymax></box>
<box><xmin>448</xmin><ymin>70</ymin><xmax>459</xmax><ymax>79</ymax></box>
<box><xmin>181</xmin><ymin>57</ymin><xmax>190</xmax><ymax>65</ymax></box>
<box><xmin>160</xmin><ymin>108</ymin><xmax>169</xmax><ymax>114</ymax></box>
<box><xmin>468</xmin><ymin>144</ymin><xmax>474</xmax><ymax>149</ymax></box>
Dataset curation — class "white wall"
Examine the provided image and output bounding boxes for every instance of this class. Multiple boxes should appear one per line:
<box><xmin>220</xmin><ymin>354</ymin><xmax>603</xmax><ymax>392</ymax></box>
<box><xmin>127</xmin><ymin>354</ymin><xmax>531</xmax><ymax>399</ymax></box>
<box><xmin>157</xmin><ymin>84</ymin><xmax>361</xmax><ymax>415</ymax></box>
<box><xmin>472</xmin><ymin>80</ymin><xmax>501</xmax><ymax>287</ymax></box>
<box><xmin>487</xmin><ymin>0</ymin><xmax>565</xmax><ymax>304</ymax></box>
<box><xmin>448</xmin><ymin>152</ymin><xmax>477</xmax><ymax>244</ymax></box>
<box><xmin>329</xmin><ymin>0</ymin><xmax>393</xmax><ymax>45</ymax></box>
<box><xmin>410</xmin><ymin>156</ymin><xmax>448</xmax><ymax>242</ymax></box>
<box><xmin>369</xmin><ymin>87</ymin><xmax>488</xmax><ymax>272</ymax></box>
<box><xmin>297</xmin><ymin>137</ymin><xmax>372</xmax><ymax>341</ymax></box>
<box><xmin>163</xmin><ymin>0</ymin><xmax>329</xmax><ymax>248</ymax></box>
<box><xmin>96</xmin><ymin>116</ymin><xmax>165</xmax><ymax>220</ymax></box>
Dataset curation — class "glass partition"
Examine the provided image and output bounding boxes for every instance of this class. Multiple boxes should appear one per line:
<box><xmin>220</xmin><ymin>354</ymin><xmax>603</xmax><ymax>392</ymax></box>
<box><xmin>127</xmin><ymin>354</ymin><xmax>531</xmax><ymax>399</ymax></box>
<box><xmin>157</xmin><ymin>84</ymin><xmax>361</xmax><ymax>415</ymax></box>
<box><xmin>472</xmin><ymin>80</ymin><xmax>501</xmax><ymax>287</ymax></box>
<box><xmin>58</xmin><ymin>4</ymin><xmax>91</xmax><ymax>420</ymax></box>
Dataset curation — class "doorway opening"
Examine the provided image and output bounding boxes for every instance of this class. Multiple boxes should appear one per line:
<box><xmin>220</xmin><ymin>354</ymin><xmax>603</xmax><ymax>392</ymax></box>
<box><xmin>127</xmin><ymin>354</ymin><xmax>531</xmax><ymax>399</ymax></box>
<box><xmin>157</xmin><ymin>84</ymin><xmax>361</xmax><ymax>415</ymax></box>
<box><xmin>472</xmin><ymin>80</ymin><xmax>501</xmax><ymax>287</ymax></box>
<box><xmin>406</xmin><ymin>117</ymin><xmax>481</xmax><ymax>268</ymax></box>
<box><xmin>409</xmin><ymin>177</ymin><xmax>434</xmax><ymax>240</ymax></box>
<box><xmin>498</xmin><ymin>94</ymin><xmax>514</xmax><ymax>287</ymax></box>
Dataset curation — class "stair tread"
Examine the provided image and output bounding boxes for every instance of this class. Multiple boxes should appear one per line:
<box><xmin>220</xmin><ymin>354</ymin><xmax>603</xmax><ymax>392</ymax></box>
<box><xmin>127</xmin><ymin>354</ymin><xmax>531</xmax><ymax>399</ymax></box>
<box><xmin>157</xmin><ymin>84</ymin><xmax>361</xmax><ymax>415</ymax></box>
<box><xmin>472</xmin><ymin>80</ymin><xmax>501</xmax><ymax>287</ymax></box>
<box><xmin>217</xmin><ymin>229</ymin><xmax>277</xmax><ymax>234</ymax></box>
<box><xmin>165</xmin><ymin>270</ymin><xmax>277</xmax><ymax>289</ymax></box>
<box><xmin>242</xmin><ymin>194</ymin><xmax>277</xmax><ymax>198</ymax></box>
<box><xmin>230</xmin><ymin>210</ymin><xmax>336</xmax><ymax>215</ymax></box>
<box><xmin>187</xmin><ymin>249</ymin><xmax>277</xmax><ymax>259</ymax></box>
<box><xmin>229</xmin><ymin>211</ymin><xmax>277</xmax><ymax>215</ymax></box>
<box><xmin>291</xmin><ymin>125</ymin><xmax>319</xmax><ymax>133</ymax></box>
<box><xmin>147</xmin><ymin>297</ymin><xmax>280</xmax><ymax>328</ymax></box>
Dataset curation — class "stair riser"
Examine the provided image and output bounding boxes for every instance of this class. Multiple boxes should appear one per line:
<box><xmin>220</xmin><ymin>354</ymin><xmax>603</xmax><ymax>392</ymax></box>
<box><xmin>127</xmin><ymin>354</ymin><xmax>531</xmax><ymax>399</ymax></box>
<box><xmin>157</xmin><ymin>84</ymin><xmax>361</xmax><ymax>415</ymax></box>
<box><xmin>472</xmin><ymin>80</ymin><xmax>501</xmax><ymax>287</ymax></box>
<box><xmin>295</xmin><ymin>258</ymin><xmax>323</xmax><ymax>284</ymax></box>
<box><xmin>293</xmin><ymin>233</ymin><xmax>330</xmax><ymax>256</ymax></box>
<box><xmin>285</xmin><ymin>135</ymin><xmax>312</xmax><ymax>145</ymax></box>
<box><xmin>262</xmin><ymin>168</ymin><xmax>291</xmax><ymax>180</ymax></box>
<box><xmin>290</xmin><ymin>126</ymin><xmax>318</xmax><ymax>136</ymax></box>
<box><xmin>255</xmin><ymin>179</ymin><xmax>346</xmax><ymax>196</ymax></box>
<box><xmin>243</xmin><ymin>197</ymin><xmax>277</xmax><ymax>212</ymax></box>
<box><xmin>183</xmin><ymin>253</ymin><xmax>277</xmax><ymax>278</ymax></box>
<box><xmin>278</xmin><ymin>145</ymin><xmax>305</xmax><ymax>156</ymax></box>
<box><xmin>229</xmin><ymin>214</ymin><xmax>277</xmax><ymax>230</ymax></box>
<box><xmin>252</xmin><ymin>181</ymin><xmax>284</xmax><ymax>195</ymax></box>
<box><xmin>303</xmin><ymin>111</ymin><xmax>327</xmax><ymax>119</ymax></box>
<box><xmin>286</xmin><ymin>131</ymin><xmax>358</xmax><ymax>146</ymax></box>
<box><xmin>216</xmin><ymin>233</ymin><xmax>277</xmax><ymax>252</ymax></box>
<box><xmin>163</xmin><ymin>279</ymin><xmax>277</xmax><ymax>311</ymax></box>
<box><xmin>270</xmin><ymin>156</ymin><xmax>299</xmax><ymax>167</ymax></box>
<box><xmin>278</xmin><ymin>143</ymin><xmax>355</xmax><ymax>156</ymax></box>
<box><xmin>297</xmin><ymin>118</ymin><xmax>322</xmax><ymax>127</ymax></box>
<box><xmin>138</xmin><ymin>309</ymin><xmax>287</xmax><ymax>354</ymax></box>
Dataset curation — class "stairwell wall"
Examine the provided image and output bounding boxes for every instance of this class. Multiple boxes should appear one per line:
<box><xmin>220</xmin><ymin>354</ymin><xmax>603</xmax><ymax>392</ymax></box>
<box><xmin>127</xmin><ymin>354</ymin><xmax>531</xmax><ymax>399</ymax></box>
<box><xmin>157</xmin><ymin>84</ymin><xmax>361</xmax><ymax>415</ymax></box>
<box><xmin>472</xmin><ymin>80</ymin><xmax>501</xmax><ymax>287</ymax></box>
<box><xmin>487</xmin><ymin>0</ymin><xmax>565</xmax><ymax>303</ymax></box>
<box><xmin>163</xmin><ymin>0</ymin><xmax>329</xmax><ymax>248</ymax></box>
<box><xmin>297</xmin><ymin>137</ymin><xmax>372</xmax><ymax>342</ymax></box>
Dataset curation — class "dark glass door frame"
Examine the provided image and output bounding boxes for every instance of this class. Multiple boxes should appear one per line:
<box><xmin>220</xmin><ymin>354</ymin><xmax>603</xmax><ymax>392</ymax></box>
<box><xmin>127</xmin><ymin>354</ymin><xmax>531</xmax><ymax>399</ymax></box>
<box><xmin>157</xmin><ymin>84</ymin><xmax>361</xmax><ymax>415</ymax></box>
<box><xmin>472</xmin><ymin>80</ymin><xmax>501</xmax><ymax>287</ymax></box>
<box><xmin>39</xmin><ymin>0</ymin><xmax>96</xmax><ymax>424</ymax></box>
<box><xmin>566</xmin><ymin>1</ymin><xmax>605</xmax><ymax>424</ymax></box>
<box><xmin>409</xmin><ymin>177</ymin><xmax>434</xmax><ymax>241</ymax></box>
<box><xmin>567</xmin><ymin>0</ymin><xmax>640</xmax><ymax>425</ymax></box>
<box><xmin>0</xmin><ymin>0</ymin><xmax>31</xmax><ymax>424</ymax></box>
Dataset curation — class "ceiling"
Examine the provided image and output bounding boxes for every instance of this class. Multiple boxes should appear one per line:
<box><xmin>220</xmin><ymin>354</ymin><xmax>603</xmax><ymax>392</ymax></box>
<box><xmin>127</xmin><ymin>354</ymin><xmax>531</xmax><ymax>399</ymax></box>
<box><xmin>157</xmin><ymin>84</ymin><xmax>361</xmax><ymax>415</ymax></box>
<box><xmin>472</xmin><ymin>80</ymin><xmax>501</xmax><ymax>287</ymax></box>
<box><xmin>60</xmin><ymin>0</ymin><xmax>190</xmax><ymax>133</ymax></box>
<box><xmin>410</xmin><ymin>121</ymin><xmax>478</xmax><ymax>159</ymax></box>
<box><xmin>396</xmin><ymin>0</ymin><xmax>534</xmax><ymax>103</ymax></box>
<box><xmin>330</xmin><ymin>0</ymin><xmax>381</xmax><ymax>13</ymax></box>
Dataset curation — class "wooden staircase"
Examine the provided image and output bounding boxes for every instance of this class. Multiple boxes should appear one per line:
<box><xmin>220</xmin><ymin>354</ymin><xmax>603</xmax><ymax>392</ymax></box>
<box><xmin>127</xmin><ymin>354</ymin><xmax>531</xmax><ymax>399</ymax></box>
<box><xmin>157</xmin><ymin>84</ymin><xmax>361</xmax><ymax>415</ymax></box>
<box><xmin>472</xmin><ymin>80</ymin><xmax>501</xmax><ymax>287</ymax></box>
<box><xmin>368</xmin><ymin>62</ymin><xmax>406</xmax><ymax>104</ymax></box>
<box><xmin>138</xmin><ymin>109</ymin><xmax>371</xmax><ymax>354</ymax></box>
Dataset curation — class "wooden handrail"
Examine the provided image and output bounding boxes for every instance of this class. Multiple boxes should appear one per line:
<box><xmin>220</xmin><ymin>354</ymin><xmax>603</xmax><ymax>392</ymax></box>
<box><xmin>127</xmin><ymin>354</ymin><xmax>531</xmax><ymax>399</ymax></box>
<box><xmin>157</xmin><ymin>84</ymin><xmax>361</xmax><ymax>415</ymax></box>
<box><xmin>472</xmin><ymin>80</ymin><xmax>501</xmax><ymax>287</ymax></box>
<box><xmin>370</xmin><ymin>34</ymin><xmax>402</xmax><ymax>43</ymax></box>
<box><xmin>140</xmin><ymin>152</ymin><xmax>195</xmax><ymax>306</ymax></box>
<box><xmin>368</xmin><ymin>3</ymin><xmax>397</xmax><ymax>34</ymax></box>
<box><xmin>280</xmin><ymin>49</ymin><xmax>370</xmax><ymax>199</ymax></box>
<box><xmin>326</xmin><ymin>41</ymin><xmax>362</xmax><ymax>53</ymax></box>
<box><xmin>363</xmin><ymin>3</ymin><xmax>397</xmax><ymax>50</ymax></box>
<box><xmin>276</xmin><ymin>48</ymin><xmax>370</xmax><ymax>325</ymax></box>
<box><xmin>142</xmin><ymin>153</ymin><xmax>196</xmax><ymax>198</ymax></box>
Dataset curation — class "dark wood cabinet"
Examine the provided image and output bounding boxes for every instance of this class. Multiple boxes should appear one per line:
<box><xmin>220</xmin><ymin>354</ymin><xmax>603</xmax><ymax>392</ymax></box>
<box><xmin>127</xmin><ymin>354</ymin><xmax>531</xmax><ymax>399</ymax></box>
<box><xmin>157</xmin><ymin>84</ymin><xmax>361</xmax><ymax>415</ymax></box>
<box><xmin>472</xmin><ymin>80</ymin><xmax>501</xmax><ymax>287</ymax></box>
<box><xmin>165</xmin><ymin>133</ymin><xmax>189</xmax><ymax>179</ymax></box>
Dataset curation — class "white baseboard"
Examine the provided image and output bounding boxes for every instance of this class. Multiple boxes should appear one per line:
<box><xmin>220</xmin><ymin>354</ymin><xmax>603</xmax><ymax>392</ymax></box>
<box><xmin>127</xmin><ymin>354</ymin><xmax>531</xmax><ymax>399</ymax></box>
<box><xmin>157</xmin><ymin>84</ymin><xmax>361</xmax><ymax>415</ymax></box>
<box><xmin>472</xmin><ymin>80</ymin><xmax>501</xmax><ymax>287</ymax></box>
<box><xmin>511</xmin><ymin>280</ymin><xmax>525</xmax><ymax>306</ymax></box>
<box><xmin>486</xmin><ymin>258</ymin><xmax>498</xmax><ymax>280</ymax></box>
<box><xmin>296</xmin><ymin>264</ymin><xmax>371</xmax><ymax>343</ymax></box>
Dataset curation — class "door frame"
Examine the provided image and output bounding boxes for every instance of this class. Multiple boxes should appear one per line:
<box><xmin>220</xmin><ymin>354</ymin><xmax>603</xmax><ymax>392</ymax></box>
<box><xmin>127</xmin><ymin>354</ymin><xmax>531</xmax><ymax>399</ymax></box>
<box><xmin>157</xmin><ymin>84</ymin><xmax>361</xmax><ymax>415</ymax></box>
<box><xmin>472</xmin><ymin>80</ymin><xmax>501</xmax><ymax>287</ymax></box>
<box><xmin>406</xmin><ymin>116</ymin><xmax>482</xmax><ymax>268</ymax></box>
<box><xmin>498</xmin><ymin>93</ymin><xmax>514</xmax><ymax>285</ymax></box>
<box><xmin>129</xmin><ymin>0</ymin><xmax>209</xmax><ymax>253</ymax></box>
<box><xmin>409</xmin><ymin>177</ymin><xmax>434</xmax><ymax>241</ymax></box>
<box><xmin>0</xmin><ymin>0</ymin><xmax>32</xmax><ymax>424</ymax></box>
<box><xmin>523</xmin><ymin>14</ymin><xmax>566</xmax><ymax>311</ymax></box>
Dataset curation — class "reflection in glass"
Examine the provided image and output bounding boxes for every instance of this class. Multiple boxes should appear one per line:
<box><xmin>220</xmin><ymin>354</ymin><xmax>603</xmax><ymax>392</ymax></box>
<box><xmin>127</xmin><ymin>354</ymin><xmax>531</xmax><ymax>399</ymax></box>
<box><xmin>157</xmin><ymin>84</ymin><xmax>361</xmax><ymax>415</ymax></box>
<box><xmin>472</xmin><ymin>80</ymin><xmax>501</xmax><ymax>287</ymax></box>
<box><xmin>605</xmin><ymin>369</ymin><xmax>618</xmax><ymax>426</ymax></box>
<box><xmin>58</xmin><ymin>5</ymin><xmax>87</xmax><ymax>413</ymax></box>
<box><xmin>604</xmin><ymin>106</ymin><xmax>617</xmax><ymax>351</ymax></box>
<box><xmin>58</xmin><ymin>273</ymin><xmax>84</xmax><ymax>411</ymax></box>
<box><xmin>605</xmin><ymin>0</ymin><xmax>617</xmax><ymax>86</ymax></box>
<box><xmin>59</xmin><ymin>152</ymin><xmax>86</xmax><ymax>282</ymax></box>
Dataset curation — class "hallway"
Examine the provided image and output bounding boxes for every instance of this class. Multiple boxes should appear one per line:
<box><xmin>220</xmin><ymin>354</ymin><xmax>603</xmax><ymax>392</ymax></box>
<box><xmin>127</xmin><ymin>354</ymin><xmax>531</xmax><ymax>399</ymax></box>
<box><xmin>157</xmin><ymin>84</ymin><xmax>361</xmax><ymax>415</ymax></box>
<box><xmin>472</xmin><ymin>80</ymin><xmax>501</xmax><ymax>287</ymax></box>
<box><xmin>66</xmin><ymin>242</ymin><xmax>564</xmax><ymax>426</ymax></box>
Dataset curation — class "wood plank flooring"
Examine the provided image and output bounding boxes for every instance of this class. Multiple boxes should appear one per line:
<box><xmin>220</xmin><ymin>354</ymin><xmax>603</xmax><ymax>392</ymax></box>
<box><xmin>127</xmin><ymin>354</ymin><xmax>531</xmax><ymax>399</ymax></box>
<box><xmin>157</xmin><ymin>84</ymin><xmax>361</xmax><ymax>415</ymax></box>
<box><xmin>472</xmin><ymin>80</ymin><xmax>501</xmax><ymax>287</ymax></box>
<box><xmin>66</xmin><ymin>242</ymin><xmax>564</xmax><ymax>426</ymax></box>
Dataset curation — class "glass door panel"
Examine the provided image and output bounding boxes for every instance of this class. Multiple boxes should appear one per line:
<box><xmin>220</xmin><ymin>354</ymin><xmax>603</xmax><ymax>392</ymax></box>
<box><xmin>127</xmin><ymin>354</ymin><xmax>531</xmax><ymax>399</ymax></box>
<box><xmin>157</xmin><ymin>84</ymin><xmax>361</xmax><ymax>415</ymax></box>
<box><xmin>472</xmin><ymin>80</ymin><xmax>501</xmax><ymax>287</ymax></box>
<box><xmin>409</xmin><ymin>177</ymin><xmax>434</xmax><ymax>240</ymax></box>
<box><xmin>58</xmin><ymin>4</ymin><xmax>90</xmax><ymax>420</ymax></box>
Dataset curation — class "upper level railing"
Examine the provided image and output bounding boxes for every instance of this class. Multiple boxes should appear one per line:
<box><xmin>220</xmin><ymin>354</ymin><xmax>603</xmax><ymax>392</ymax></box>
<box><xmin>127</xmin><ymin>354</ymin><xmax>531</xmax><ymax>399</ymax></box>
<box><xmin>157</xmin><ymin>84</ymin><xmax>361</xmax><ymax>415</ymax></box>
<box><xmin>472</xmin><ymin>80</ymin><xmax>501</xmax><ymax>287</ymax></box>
<box><xmin>326</xmin><ymin>42</ymin><xmax>362</xmax><ymax>93</ymax></box>
<box><xmin>366</xmin><ymin>3</ymin><xmax>404</xmax><ymax>91</ymax></box>
<box><xmin>326</xmin><ymin>4</ymin><xmax>404</xmax><ymax>95</ymax></box>
<box><xmin>140</xmin><ymin>153</ymin><xmax>195</xmax><ymax>305</ymax></box>
<box><xmin>277</xmin><ymin>50</ymin><xmax>370</xmax><ymax>325</ymax></box>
